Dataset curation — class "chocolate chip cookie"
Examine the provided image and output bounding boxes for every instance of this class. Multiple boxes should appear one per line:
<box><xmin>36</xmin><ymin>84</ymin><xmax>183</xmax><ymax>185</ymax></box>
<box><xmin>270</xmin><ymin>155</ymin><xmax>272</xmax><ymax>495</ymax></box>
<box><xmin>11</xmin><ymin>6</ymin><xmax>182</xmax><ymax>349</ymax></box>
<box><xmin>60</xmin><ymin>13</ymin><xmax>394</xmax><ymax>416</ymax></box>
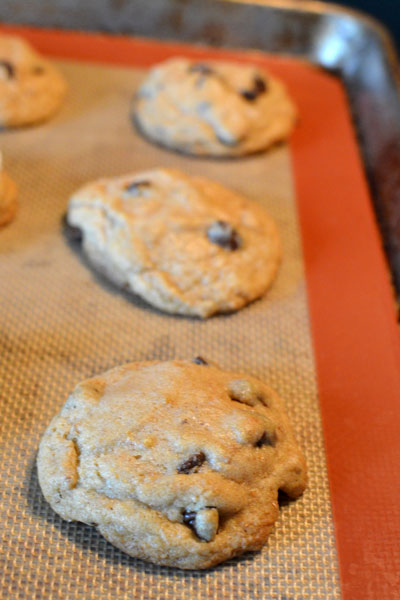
<box><xmin>0</xmin><ymin>34</ymin><xmax>66</xmax><ymax>127</ymax></box>
<box><xmin>66</xmin><ymin>168</ymin><xmax>281</xmax><ymax>317</ymax></box>
<box><xmin>133</xmin><ymin>57</ymin><xmax>297</xmax><ymax>156</ymax></box>
<box><xmin>37</xmin><ymin>359</ymin><xmax>307</xmax><ymax>569</ymax></box>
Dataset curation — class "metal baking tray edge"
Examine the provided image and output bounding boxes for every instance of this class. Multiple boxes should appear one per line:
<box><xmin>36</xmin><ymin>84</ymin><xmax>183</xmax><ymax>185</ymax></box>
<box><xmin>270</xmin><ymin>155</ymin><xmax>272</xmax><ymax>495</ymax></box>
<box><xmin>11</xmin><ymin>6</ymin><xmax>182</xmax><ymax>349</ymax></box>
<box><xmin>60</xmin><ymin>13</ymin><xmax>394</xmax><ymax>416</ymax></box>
<box><xmin>1</xmin><ymin>0</ymin><xmax>400</xmax><ymax>304</ymax></box>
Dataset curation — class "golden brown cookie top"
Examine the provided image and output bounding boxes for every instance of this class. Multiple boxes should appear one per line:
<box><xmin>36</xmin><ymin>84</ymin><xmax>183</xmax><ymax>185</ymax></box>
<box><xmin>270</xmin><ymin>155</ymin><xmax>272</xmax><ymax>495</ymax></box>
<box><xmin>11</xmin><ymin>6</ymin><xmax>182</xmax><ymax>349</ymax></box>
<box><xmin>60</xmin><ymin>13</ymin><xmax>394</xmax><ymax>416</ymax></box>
<box><xmin>67</xmin><ymin>168</ymin><xmax>281</xmax><ymax>317</ymax></box>
<box><xmin>37</xmin><ymin>360</ymin><xmax>307</xmax><ymax>569</ymax></box>
<box><xmin>133</xmin><ymin>57</ymin><xmax>297</xmax><ymax>156</ymax></box>
<box><xmin>0</xmin><ymin>34</ymin><xmax>66</xmax><ymax>127</ymax></box>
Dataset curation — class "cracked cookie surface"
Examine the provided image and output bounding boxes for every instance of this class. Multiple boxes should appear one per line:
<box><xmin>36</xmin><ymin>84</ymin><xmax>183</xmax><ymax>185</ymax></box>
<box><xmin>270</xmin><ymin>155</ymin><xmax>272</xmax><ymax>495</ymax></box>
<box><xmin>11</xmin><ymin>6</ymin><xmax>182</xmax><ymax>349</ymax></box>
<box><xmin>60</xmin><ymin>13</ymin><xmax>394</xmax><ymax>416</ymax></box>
<box><xmin>0</xmin><ymin>34</ymin><xmax>66</xmax><ymax>127</ymax></box>
<box><xmin>37</xmin><ymin>359</ymin><xmax>307</xmax><ymax>569</ymax></box>
<box><xmin>133</xmin><ymin>57</ymin><xmax>297</xmax><ymax>156</ymax></box>
<box><xmin>66</xmin><ymin>168</ymin><xmax>281</xmax><ymax>317</ymax></box>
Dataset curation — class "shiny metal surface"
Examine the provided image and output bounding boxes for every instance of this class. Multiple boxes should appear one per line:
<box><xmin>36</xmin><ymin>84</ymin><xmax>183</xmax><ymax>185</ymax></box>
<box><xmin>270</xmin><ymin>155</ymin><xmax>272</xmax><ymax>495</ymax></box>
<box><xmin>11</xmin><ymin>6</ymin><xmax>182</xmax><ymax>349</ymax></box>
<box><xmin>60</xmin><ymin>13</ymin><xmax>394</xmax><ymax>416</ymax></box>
<box><xmin>1</xmin><ymin>0</ymin><xmax>399</xmax><ymax>299</ymax></box>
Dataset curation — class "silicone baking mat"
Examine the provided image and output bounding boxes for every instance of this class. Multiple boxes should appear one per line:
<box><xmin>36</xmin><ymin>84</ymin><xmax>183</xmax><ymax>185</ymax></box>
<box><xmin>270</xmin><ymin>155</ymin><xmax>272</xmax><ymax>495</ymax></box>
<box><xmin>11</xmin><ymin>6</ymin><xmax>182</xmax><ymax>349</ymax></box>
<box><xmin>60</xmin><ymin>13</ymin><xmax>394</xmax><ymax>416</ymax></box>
<box><xmin>0</xmin><ymin>27</ymin><xmax>399</xmax><ymax>600</ymax></box>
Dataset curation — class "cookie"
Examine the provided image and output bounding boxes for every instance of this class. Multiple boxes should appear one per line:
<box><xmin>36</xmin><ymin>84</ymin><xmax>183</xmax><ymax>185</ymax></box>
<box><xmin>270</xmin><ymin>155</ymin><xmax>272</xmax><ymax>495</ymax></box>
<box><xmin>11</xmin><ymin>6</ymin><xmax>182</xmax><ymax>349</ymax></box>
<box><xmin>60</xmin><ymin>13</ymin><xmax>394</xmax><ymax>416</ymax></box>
<box><xmin>66</xmin><ymin>168</ymin><xmax>281</xmax><ymax>317</ymax></box>
<box><xmin>0</xmin><ymin>34</ymin><xmax>66</xmax><ymax>127</ymax></box>
<box><xmin>37</xmin><ymin>359</ymin><xmax>307</xmax><ymax>569</ymax></box>
<box><xmin>0</xmin><ymin>153</ymin><xmax>17</xmax><ymax>226</ymax></box>
<box><xmin>133</xmin><ymin>57</ymin><xmax>297</xmax><ymax>156</ymax></box>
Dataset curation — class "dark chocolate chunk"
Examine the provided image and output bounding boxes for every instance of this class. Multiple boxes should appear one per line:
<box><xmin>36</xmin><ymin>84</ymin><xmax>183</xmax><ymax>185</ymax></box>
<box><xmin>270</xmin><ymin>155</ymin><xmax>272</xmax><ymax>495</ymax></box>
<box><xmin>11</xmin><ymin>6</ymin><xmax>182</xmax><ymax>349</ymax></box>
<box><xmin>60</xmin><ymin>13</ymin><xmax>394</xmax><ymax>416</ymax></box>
<box><xmin>193</xmin><ymin>356</ymin><xmax>208</xmax><ymax>366</ymax></box>
<box><xmin>178</xmin><ymin>452</ymin><xmax>206</xmax><ymax>474</ymax></box>
<box><xmin>0</xmin><ymin>60</ymin><xmax>15</xmax><ymax>79</ymax></box>
<box><xmin>254</xmin><ymin>76</ymin><xmax>267</xmax><ymax>93</ymax></box>
<box><xmin>255</xmin><ymin>431</ymin><xmax>276</xmax><ymax>448</ymax></box>
<box><xmin>182</xmin><ymin>510</ymin><xmax>197</xmax><ymax>530</ymax></box>
<box><xmin>124</xmin><ymin>180</ymin><xmax>151</xmax><ymax>196</ymax></box>
<box><xmin>278</xmin><ymin>490</ymin><xmax>291</xmax><ymax>506</ymax></box>
<box><xmin>207</xmin><ymin>220</ymin><xmax>241</xmax><ymax>251</ymax></box>
<box><xmin>182</xmin><ymin>507</ymin><xmax>218</xmax><ymax>541</ymax></box>
<box><xmin>189</xmin><ymin>63</ymin><xmax>214</xmax><ymax>76</ymax></box>
<box><xmin>241</xmin><ymin>89</ymin><xmax>258</xmax><ymax>101</ymax></box>
<box><xmin>62</xmin><ymin>214</ymin><xmax>83</xmax><ymax>243</ymax></box>
<box><xmin>241</xmin><ymin>75</ymin><xmax>268</xmax><ymax>101</ymax></box>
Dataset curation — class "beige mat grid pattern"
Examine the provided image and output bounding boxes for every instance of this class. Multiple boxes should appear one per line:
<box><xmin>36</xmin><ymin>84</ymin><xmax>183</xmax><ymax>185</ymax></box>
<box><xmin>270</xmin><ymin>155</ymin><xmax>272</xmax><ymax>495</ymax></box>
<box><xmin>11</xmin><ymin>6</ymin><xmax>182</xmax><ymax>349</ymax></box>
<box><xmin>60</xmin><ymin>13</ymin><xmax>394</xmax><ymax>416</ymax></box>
<box><xmin>0</xmin><ymin>60</ymin><xmax>341</xmax><ymax>599</ymax></box>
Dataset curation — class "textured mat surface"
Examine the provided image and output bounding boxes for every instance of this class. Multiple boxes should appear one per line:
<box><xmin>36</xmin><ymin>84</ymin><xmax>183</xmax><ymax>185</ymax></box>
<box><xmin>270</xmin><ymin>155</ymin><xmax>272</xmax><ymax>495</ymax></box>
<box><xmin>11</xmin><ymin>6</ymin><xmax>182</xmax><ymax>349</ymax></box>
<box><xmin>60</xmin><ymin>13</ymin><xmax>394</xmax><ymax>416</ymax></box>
<box><xmin>0</xmin><ymin>59</ymin><xmax>341</xmax><ymax>599</ymax></box>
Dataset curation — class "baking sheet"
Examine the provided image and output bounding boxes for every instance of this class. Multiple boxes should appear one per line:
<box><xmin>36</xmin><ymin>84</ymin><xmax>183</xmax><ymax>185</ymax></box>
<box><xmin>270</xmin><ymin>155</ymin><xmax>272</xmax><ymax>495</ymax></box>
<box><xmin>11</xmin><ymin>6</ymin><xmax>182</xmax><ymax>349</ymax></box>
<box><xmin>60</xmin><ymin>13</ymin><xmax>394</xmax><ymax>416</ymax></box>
<box><xmin>0</xmin><ymin>57</ymin><xmax>342</xmax><ymax>598</ymax></box>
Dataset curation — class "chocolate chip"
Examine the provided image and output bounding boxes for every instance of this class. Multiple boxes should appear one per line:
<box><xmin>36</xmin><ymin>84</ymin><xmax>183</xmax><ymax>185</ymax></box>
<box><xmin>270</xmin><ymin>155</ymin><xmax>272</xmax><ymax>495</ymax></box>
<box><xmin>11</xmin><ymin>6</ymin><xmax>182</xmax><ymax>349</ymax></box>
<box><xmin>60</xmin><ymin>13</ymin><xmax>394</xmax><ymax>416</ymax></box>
<box><xmin>241</xmin><ymin>90</ymin><xmax>258</xmax><ymax>101</ymax></box>
<box><xmin>0</xmin><ymin>60</ymin><xmax>15</xmax><ymax>79</ymax></box>
<box><xmin>178</xmin><ymin>452</ymin><xmax>206</xmax><ymax>474</ymax></box>
<box><xmin>278</xmin><ymin>490</ymin><xmax>291</xmax><ymax>506</ymax></box>
<box><xmin>189</xmin><ymin>63</ymin><xmax>214</xmax><ymax>76</ymax></box>
<box><xmin>182</xmin><ymin>507</ymin><xmax>219</xmax><ymax>541</ymax></box>
<box><xmin>124</xmin><ymin>180</ymin><xmax>151</xmax><ymax>196</ymax></box>
<box><xmin>62</xmin><ymin>214</ymin><xmax>83</xmax><ymax>243</ymax></box>
<box><xmin>255</xmin><ymin>431</ymin><xmax>276</xmax><ymax>448</ymax></box>
<box><xmin>193</xmin><ymin>356</ymin><xmax>208</xmax><ymax>366</ymax></box>
<box><xmin>254</xmin><ymin>76</ymin><xmax>267</xmax><ymax>93</ymax></box>
<box><xmin>241</xmin><ymin>75</ymin><xmax>268</xmax><ymax>101</ymax></box>
<box><xmin>182</xmin><ymin>510</ymin><xmax>196</xmax><ymax>527</ymax></box>
<box><xmin>207</xmin><ymin>221</ymin><xmax>241</xmax><ymax>251</ymax></box>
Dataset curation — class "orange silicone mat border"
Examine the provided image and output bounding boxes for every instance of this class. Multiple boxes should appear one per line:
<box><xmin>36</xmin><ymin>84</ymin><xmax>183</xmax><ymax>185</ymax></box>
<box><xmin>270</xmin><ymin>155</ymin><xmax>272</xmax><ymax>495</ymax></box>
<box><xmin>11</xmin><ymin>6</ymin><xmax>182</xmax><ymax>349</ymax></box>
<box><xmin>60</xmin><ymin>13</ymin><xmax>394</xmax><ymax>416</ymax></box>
<box><xmin>2</xmin><ymin>23</ymin><xmax>400</xmax><ymax>599</ymax></box>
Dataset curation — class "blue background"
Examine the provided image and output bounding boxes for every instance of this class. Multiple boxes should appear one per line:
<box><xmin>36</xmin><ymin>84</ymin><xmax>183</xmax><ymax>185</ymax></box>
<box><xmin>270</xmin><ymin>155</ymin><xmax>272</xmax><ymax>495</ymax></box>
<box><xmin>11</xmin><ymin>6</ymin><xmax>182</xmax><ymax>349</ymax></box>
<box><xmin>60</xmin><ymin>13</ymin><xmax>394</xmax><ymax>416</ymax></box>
<box><xmin>322</xmin><ymin>1</ymin><xmax>400</xmax><ymax>50</ymax></box>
